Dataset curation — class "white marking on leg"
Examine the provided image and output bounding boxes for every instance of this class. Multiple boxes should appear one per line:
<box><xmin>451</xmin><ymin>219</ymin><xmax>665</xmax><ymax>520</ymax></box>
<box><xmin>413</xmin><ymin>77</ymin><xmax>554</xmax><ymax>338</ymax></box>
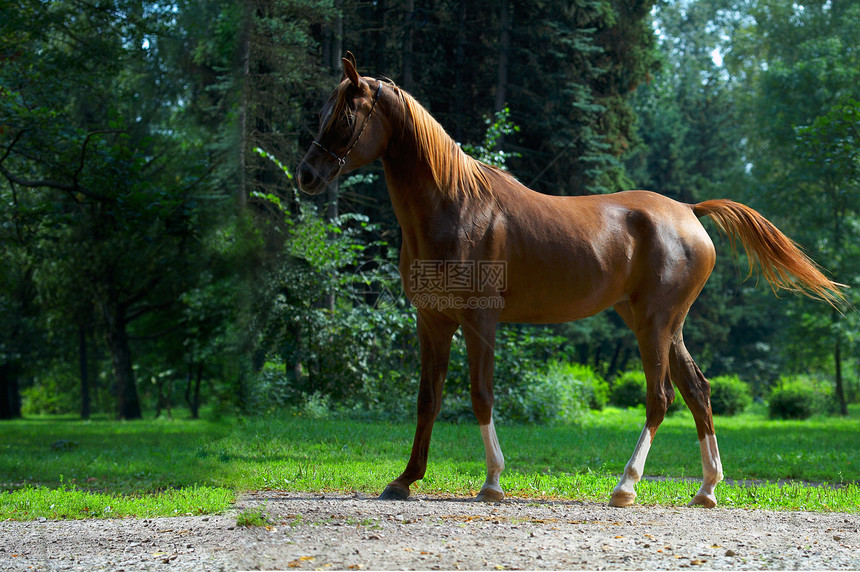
<box><xmin>479</xmin><ymin>419</ymin><xmax>505</xmax><ymax>497</ymax></box>
<box><xmin>690</xmin><ymin>434</ymin><xmax>723</xmax><ymax>507</ymax></box>
<box><xmin>610</xmin><ymin>425</ymin><xmax>653</xmax><ymax>506</ymax></box>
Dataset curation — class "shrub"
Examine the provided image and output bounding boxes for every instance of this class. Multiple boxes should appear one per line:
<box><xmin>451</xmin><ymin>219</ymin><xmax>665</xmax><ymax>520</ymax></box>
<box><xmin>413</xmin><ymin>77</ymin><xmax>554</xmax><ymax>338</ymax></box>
<box><xmin>544</xmin><ymin>361</ymin><xmax>609</xmax><ymax>410</ymax></box>
<box><xmin>709</xmin><ymin>375</ymin><xmax>752</xmax><ymax>416</ymax></box>
<box><xmin>609</xmin><ymin>370</ymin><xmax>685</xmax><ymax>414</ymax></box>
<box><xmin>768</xmin><ymin>376</ymin><xmax>835</xmax><ymax>420</ymax></box>
<box><xmin>21</xmin><ymin>369</ymin><xmax>80</xmax><ymax>415</ymax></box>
<box><xmin>610</xmin><ymin>371</ymin><xmax>647</xmax><ymax>408</ymax></box>
<box><xmin>495</xmin><ymin>367</ymin><xmax>588</xmax><ymax>425</ymax></box>
<box><xmin>443</xmin><ymin>326</ymin><xmax>584</xmax><ymax>425</ymax></box>
<box><xmin>441</xmin><ymin>368</ymin><xmax>588</xmax><ymax>426</ymax></box>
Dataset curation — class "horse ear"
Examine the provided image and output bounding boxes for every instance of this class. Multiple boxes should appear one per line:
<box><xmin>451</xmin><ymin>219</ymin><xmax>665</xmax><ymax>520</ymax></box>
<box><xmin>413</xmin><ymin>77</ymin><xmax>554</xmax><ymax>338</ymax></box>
<box><xmin>342</xmin><ymin>52</ymin><xmax>360</xmax><ymax>87</ymax></box>
<box><xmin>344</xmin><ymin>51</ymin><xmax>357</xmax><ymax>71</ymax></box>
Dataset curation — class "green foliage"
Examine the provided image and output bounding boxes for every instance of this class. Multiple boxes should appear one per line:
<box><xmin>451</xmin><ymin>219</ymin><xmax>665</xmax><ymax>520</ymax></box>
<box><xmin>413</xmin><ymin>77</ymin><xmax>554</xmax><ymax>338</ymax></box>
<box><xmin>608</xmin><ymin>370</ymin><xmax>686</xmax><ymax>414</ymax></box>
<box><xmin>497</xmin><ymin>364</ymin><xmax>586</xmax><ymax>425</ymax></box>
<box><xmin>795</xmin><ymin>98</ymin><xmax>860</xmax><ymax>188</ymax></box>
<box><xmin>460</xmin><ymin>108</ymin><xmax>521</xmax><ymax>170</ymax></box>
<box><xmin>726</xmin><ymin>0</ymin><xmax>860</xmax><ymax>413</ymax></box>
<box><xmin>0</xmin><ymin>0</ymin><xmax>242</xmax><ymax>419</ymax></box>
<box><xmin>768</xmin><ymin>376</ymin><xmax>836</xmax><ymax>420</ymax></box>
<box><xmin>610</xmin><ymin>371</ymin><xmax>647</xmax><ymax>408</ymax></box>
<box><xmin>488</xmin><ymin>359</ymin><xmax>609</xmax><ymax>424</ymax></box>
<box><xmin>243</xmin><ymin>186</ymin><xmax>420</xmax><ymax>419</ymax></box>
<box><xmin>21</xmin><ymin>369</ymin><xmax>80</xmax><ymax>416</ymax></box>
<box><xmin>544</xmin><ymin>361</ymin><xmax>609</xmax><ymax>411</ymax></box>
<box><xmin>491</xmin><ymin>0</ymin><xmax>658</xmax><ymax>195</ymax></box>
<box><xmin>1</xmin><ymin>0</ymin><xmax>858</xmax><ymax>422</ymax></box>
<box><xmin>441</xmin><ymin>327</ymin><xmax>572</xmax><ymax>425</ymax></box>
<box><xmin>709</xmin><ymin>375</ymin><xmax>752</xmax><ymax>417</ymax></box>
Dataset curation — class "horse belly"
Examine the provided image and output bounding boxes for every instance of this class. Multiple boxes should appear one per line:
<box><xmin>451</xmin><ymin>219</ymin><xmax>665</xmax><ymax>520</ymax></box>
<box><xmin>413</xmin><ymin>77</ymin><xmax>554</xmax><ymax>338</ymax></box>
<box><xmin>497</xmin><ymin>250</ymin><xmax>631</xmax><ymax>324</ymax></box>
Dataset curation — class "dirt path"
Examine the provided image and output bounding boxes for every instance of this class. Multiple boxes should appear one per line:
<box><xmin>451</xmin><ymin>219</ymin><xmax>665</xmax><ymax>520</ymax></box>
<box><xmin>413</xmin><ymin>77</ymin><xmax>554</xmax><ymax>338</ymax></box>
<box><xmin>3</xmin><ymin>492</ymin><xmax>859</xmax><ymax>570</ymax></box>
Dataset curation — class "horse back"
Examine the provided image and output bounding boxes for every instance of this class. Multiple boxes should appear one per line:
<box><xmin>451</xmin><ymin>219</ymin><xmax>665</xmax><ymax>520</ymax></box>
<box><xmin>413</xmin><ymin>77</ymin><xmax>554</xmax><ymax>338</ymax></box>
<box><xmin>494</xmin><ymin>188</ymin><xmax>716</xmax><ymax>323</ymax></box>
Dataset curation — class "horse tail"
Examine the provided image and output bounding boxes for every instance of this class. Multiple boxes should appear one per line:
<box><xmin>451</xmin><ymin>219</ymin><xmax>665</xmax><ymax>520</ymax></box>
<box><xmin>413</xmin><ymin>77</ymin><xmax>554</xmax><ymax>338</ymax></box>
<box><xmin>693</xmin><ymin>199</ymin><xmax>846</xmax><ymax>307</ymax></box>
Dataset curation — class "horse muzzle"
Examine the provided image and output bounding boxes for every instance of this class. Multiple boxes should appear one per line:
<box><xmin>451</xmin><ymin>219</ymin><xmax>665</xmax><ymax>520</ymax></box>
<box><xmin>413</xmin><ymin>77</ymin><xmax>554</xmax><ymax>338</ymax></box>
<box><xmin>296</xmin><ymin>159</ymin><xmax>330</xmax><ymax>196</ymax></box>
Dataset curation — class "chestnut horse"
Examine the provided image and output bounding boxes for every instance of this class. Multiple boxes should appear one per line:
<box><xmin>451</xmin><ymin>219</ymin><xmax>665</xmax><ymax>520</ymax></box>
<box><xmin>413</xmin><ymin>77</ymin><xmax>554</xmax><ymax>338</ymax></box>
<box><xmin>297</xmin><ymin>54</ymin><xmax>844</xmax><ymax>508</ymax></box>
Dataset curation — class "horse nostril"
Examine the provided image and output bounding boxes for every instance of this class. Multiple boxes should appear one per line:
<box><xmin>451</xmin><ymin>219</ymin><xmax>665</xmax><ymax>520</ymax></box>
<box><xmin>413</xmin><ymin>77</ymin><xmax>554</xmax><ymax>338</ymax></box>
<box><xmin>296</xmin><ymin>162</ymin><xmax>314</xmax><ymax>191</ymax></box>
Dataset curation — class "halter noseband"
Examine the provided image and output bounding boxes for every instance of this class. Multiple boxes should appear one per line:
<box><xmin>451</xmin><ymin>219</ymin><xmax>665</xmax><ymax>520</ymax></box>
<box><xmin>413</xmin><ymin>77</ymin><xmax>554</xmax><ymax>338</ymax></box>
<box><xmin>313</xmin><ymin>82</ymin><xmax>383</xmax><ymax>173</ymax></box>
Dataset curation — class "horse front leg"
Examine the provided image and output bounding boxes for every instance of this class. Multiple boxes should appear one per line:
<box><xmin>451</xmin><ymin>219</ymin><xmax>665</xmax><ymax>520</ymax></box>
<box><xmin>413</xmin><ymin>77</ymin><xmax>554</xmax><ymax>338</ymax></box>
<box><xmin>462</xmin><ymin>315</ymin><xmax>505</xmax><ymax>502</ymax></box>
<box><xmin>379</xmin><ymin>311</ymin><xmax>458</xmax><ymax>500</ymax></box>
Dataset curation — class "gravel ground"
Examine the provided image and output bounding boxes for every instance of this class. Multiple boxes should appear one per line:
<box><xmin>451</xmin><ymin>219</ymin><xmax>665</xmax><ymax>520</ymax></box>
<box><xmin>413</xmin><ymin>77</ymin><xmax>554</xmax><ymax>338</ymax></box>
<box><xmin>2</xmin><ymin>492</ymin><xmax>859</xmax><ymax>571</ymax></box>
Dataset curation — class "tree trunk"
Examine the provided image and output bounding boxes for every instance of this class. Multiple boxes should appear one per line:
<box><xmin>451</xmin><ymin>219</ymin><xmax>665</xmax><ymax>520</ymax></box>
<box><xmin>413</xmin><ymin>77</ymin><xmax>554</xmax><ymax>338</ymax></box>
<box><xmin>185</xmin><ymin>362</ymin><xmax>203</xmax><ymax>419</ymax></box>
<box><xmin>291</xmin><ymin>323</ymin><xmax>305</xmax><ymax>388</ymax></box>
<box><xmin>100</xmin><ymin>295</ymin><xmax>142</xmax><ymax>420</ymax></box>
<box><xmin>607</xmin><ymin>340</ymin><xmax>624</xmax><ymax>379</ymax></box>
<box><xmin>237</xmin><ymin>3</ymin><xmax>252</xmax><ymax>208</ymax></box>
<box><xmin>79</xmin><ymin>325</ymin><xmax>91</xmax><ymax>420</ymax></box>
<box><xmin>0</xmin><ymin>362</ymin><xmax>22</xmax><ymax>420</ymax></box>
<box><xmin>155</xmin><ymin>376</ymin><xmax>172</xmax><ymax>420</ymax></box>
<box><xmin>325</xmin><ymin>3</ymin><xmax>342</xmax><ymax>224</ymax></box>
<box><xmin>402</xmin><ymin>0</ymin><xmax>415</xmax><ymax>91</ymax></box>
<box><xmin>454</xmin><ymin>0</ymin><xmax>467</xmax><ymax>141</ymax></box>
<box><xmin>324</xmin><ymin>11</ymin><xmax>342</xmax><ymax>311</ymax></box>
<box><xmin>833</xmin><ymin>312</ymin><xmax>847</xmax><ymax>415</ymax></box>
<box><xmin>331</xmin><ymin>0</ymin><xmax>343</xmax><ymax>72</ymax></box>
<box><xmin>495</xmin><ymin>0</ymin><xmax>511</xmax><ymax>113</ymax></box>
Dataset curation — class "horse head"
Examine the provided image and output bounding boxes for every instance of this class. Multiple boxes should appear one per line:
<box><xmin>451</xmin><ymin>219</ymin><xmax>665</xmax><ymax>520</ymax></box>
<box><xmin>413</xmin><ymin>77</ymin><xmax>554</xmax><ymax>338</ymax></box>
<box><xmin>297</xmin><ymin>53</ymin><xmax>389</xmax><ymax>195</ymax></box>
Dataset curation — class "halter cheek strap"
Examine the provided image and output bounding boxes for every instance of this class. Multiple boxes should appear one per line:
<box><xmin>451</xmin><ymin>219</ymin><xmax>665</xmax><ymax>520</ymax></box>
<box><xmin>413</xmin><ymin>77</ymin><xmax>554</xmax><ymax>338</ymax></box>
<box><xmin>313</xmin><ymin>82</ymin><xmax>383</xmax><ymax>173</ymax></box>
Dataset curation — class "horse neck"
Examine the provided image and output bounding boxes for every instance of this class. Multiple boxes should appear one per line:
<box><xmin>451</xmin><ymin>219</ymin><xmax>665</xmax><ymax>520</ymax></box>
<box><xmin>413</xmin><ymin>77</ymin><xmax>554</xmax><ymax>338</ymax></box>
<box><xmin>382</xmin><ymin>148</ymin><xmax>446</xmax><ymax>219</ymax></box>
<box><xmin>379</xmin><ymin>101</ymin><xmax>462</xmax><ymax>237</ymax></box>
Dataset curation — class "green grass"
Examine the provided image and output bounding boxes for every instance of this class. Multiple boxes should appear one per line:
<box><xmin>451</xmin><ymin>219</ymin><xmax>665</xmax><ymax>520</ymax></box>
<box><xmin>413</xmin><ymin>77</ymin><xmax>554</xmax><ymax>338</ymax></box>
<box><xmin>235</xmin><ymin>507</ymin><xmax>271</xmax><ymax>527</ymax></box>
<box><xmin>1</xmin><ymin>405</ymin><xmax>859</xmax><ymax>520</ymax></box>
<box><xmin>0</xmin><ymin>484</ymin><xmax>233</xmax><ymax>520</ymax></box>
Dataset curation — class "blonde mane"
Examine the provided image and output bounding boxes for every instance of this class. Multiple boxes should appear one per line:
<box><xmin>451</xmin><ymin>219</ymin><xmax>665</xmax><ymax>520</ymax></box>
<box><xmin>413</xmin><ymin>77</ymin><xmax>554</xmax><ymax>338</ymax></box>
<box><xmin>391</xmin><ymin>84</ymin><xmax>497</xmax><ymax>201</ymax></box>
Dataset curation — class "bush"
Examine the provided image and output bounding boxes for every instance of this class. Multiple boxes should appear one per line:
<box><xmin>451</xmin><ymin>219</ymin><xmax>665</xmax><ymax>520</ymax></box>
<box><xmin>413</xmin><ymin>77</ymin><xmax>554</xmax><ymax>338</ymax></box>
<box><xmin>609</xmin><ymin>370</ymin><xmax>685</xmax><ymax>415</ymax></box>
<box><xmin>544</xmin><ymin>361</ymin><xmax>609</xmax><ymax>410</ymax></box>
<box><xmin>495</xmin><ymin>366</ymin><xmax>588</xmax><ymax>425</ymax></box>
<box><xmin>709</xmin><ymin>375</ymin><xmax>752</xmax><ymax>416</ymax></box>
<box><xmin>610</xmin><ymin>371</ymin><xmax>646</xmax><ymax>408</ymax></box>
<box><xmin>440</xmin><ymin>367</ymin><xmax>587</xmax><ymax>426</ymax></box>
<box><xmin>21</xmin><ymin>369</ymin><xmax>80</xmax><ymax>415</ymax></box>
<box><xmin>768</xmin><ymin>376</ymin><xmax>835</xmax><ymax>420</ymax></box>
<box><xmin>443</xmin><ymin>326</ymin><xmax>584</xmax><ymax>425</ymax></box>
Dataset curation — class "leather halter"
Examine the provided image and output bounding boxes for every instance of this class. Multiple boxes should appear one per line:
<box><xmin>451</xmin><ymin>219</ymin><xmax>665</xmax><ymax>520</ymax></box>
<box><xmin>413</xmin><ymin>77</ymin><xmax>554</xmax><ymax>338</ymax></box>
<box><xmin>312</xmin><ymin>82</ymin><xmax>383</xmax><ymax>174</ymax></box>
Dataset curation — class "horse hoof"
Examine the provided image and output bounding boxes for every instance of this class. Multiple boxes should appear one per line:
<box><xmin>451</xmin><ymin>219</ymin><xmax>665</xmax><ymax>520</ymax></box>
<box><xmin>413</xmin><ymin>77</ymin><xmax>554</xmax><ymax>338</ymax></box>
<box><xmin>688</xmin><ymin>493</ymin><xmax>717</xmax><ymax>508</ymax></box>
<box><xmin>608</xmin><ymin>490</ymin><xmax>636</xmax><ymax>507</ymax></box>
<box><xmin>474</xmin><ymin>488</ymin><xmax>505</xmax><ymax>502</ymax></box>
<box><xmin>378</xmin><ymin>483</ymin><xmax>410</xmax><ymax>501</ymax></box>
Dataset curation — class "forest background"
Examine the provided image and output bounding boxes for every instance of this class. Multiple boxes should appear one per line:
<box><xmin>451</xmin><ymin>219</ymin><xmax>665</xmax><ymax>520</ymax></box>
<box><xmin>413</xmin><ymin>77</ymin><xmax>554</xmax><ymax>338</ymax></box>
<box><xmin>1</xmin><ymin>0</ymin><xmax>859</xmax><ymax>423</ymax></box>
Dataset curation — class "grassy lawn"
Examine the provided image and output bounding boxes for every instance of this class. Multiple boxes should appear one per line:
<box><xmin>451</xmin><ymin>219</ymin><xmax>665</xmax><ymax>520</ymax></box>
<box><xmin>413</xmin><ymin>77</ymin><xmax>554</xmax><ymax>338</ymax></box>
<box><xmin>1</xmin><ymin>405</ymin><xmax>858</xmax><ymax>520</ymax></box>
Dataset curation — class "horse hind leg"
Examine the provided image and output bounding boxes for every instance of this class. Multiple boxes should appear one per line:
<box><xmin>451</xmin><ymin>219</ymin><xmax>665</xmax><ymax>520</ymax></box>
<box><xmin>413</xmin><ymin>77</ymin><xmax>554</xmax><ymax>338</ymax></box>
<box><xmin>476</xmin><ymin>418</ymin><xmax>505</xmax><ymax>502</ymax></box>
<box><xmin>669</xmin><ymin>331</ymin><xmax>724</xmax><ymax>507</ymax></box>
<box><xmin>609</xmin><ymin>302</ymin><xmax>677</xmax><ymax>507</ymax></box>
